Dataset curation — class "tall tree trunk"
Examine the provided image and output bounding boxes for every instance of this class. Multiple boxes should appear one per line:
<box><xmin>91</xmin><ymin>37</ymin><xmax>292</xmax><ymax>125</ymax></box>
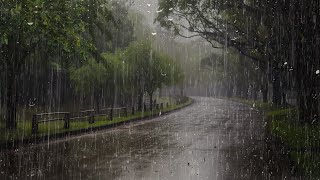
<box><xmin>6</xmin><ymin>71</ymin><xmax>18</xmax><ymax>129</ymax></box>
<box><xmin>137</xmin><ymin>92</ymin><xmax>143</xmax><ymax>111</ymax></box>
<box><xmin>94</xmin><ymin>90</ymin><xmax>100</xmax><ymax>114</ymax></box>
<box><xmin>281</xmin><ymin>91</ymin><xmax>287</xmax><ymax>106</ymax></box>
<box><xmin>252</xmin><ymin>84</ymin><xmax>258</xmax><ymax>100</ymax></box>
<box><xmin>262</xmin><ymin>84</ymin><xmax>268</xmax><ymax>103</ymax></box>
<box><xmin>5</xmin><ymin>39</ymin><xmax>22</xmax><ymax>130</ymax></box>
<box><xmin>272</xmin><ymin>69</ymin><xmax>282</xmax><ymax>106</ymax></box>
<box><xmin>149</xmin><ymin>92</ymin><xmax>153</xmax><ymax>111</ymax></box>
<box><xmin>180</xmin><ymin>84</ymin><xmax>184</xmax><ymax>96</ymax></box>
<box><xmin>226</xmin><ymin>79</ymin><xmax>233</xmax><ymax>98</ymax></box>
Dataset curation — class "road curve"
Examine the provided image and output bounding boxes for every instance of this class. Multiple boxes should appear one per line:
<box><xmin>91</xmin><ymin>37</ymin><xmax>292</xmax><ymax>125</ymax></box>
<box><xmin>0</xmin><ymin>97</ymin><xmax>294</xmax><ymax>180</ymax></box>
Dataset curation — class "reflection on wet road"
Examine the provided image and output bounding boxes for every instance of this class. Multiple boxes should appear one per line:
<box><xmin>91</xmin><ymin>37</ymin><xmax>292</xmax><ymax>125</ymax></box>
<box><xmin>0</xmin><ymin>97</ymin><xmax>293</xmax><ymax>180</ymax></box>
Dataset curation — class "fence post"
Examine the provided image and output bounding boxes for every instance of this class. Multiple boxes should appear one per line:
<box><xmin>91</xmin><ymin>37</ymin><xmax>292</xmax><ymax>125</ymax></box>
<box><xmin>131</xmin><ymin>106</ymin><xmax>135</xmax><ymax>115</ymax></box>
<box><xmin>156</xmin><ymin>104</ymin><xmax>159</xmax><ymax>110</ymax></box>
<box><xmin>64</xmin><ymin>113</ymin><xmax>70</xmax><ymax>129</ymax></box>
<box><xmin>32</xmin><ymin>114</ymin><xmax>38</xmax><ymax>135</ymax></box>
<box><xmin>89</xmin><ymin>111</ymin><xmax>95</xmax><ymax>124</ymax></box>
<box><xmin>160</xmin><ymin>103</ymin><xmax>164</xmax><ymax>109</ymax></box>
<box><xmin>124</xmin><ymin>107</ymin><xmax>128</xmax><ymax>117</ymax></box>
<box><xmin>166</xmin><ymin>102</ymin><xmax>169</xmax><ymax>108</ymax></box>
<box><xmin>109</xmin><ymin>108</ymin><xmax>113</xmax><ymax>120</ymax></box>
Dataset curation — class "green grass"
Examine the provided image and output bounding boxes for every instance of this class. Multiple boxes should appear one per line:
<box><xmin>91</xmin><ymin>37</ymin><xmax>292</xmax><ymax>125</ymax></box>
<box><xmin>290</xmin><ymin>151</ymin><xmax>320</xmax><ymax>177</ymax></box>
<box><xmin>268</xmin><ymin>114</ymin><xmax>320</xmax><ymax>177</ymax></box>
<box><xmin>0</xmin><ymin>97</ymin><xmax>193</xmax><ymax>143</ymax></box>
<box><xmin>269</xmin><ymin>120</ymin><xmax>320</xmax><ymax>149</ymax></box>
<box><xmin>266</xmin><ymin>106</ymin><xmax>320</xmax><ymax>177</ymax></box>
<box><xmin>230</xmin><ymin>97</ymin><xmax>320</xmax><ymax>177</ymax></box>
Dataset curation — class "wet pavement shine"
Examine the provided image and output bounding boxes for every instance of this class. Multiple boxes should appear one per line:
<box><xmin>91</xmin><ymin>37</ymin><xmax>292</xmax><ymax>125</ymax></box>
<box><xmin>0</xmin><ymin>97</ymin><xmax>295</xmax><ymax>180</ymax></box>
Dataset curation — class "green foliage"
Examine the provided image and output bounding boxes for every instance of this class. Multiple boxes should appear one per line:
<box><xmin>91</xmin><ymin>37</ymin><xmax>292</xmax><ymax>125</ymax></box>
<box><xmin>0</xmin><ymin>0</ymin><xmax>183</xmax><ymax>128</ymax></box>
<box><xmin>266</xmin><ymin>107</ymin><xmax>320</xmax><ymax>177</ymax></box>
<box><xmin>70</xmin><ymin>59</ymin><xmax>107</xmax><ymax>96</ymax></box>
<box><xmin>88</xmin><ymin>0</ymin><xmax>134</xmax><ymax>52</ymax></box>
<box><xmin>233</xmin><ymin>98</ymin><xmax>320</xmax><ymax>177</ymax></box>
<box><xmin>125</xmin><ymin>41</ymin><xmax>184</xmax><ymax>95</ymax></box>
<box><xmin>127</xmin><ymin>10</ymin><xmax>152</xmax><ymax>41</ymax></box>
<box><xmin>0</xmin><ymin>0</ymin><xmax>90</xmax><ymax>57</ymax></box>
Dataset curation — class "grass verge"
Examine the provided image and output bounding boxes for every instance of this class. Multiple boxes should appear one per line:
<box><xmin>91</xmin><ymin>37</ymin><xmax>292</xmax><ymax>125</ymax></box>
<box><xmin>268</xmin><ymin>112</ymin><xmax>320</xmax><ymax>177</ymax></box>
<box><xmin>0</xmin><ymin>97</ymin><xmax>193</xmax><ymax>146</ymax></box>
<box><xmin>230</xmin><ymin>98</ymin><xmax>320</xmax><ymax>177</ymax></box>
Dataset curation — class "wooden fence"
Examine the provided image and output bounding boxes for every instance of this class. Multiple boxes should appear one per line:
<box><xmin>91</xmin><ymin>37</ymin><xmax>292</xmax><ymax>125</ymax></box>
<box><xmin>31</xmin><ymin>107</ymin><xmax>127</xmax><ymax>134</ymax></box>
<box><xmin>31</xmin><ymin>101</ymin><xmax>170</xmax><ymax>135</ymax></box>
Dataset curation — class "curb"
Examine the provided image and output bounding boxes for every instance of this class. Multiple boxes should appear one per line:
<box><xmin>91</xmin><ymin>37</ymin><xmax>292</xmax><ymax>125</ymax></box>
<box><xmin>1</xmin><ymin>98</ymin><xmax>194</xmax><ymax>149</ymax></box>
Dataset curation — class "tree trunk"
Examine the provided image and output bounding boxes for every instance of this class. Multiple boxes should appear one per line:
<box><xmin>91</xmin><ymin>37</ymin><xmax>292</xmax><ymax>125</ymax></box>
<box><xmin>6</xmin><ymin>64</ymin><xmax>18</xmax><ymax>129</ymax></box>
<box><xmin>252</xmin><ymin>84</ymin><xmax>258</xmax><ymax>100</ymax></box>
<box><xmin>5</xmin><ymin>38</ymin><xmax>22</xmax><ymax>130</ymax></box>
<box><xmin>282</xmin><ymin>92</ymin><xmax>287</xmax><ymax>106</ymax></box>
<box><xmin>94</xmin><ymin>91</ymin><xmax>100</xmax><ymax>114</ymax></box>
<box><xmin>262</xmin><ymin>84</ymin><xmax>268</xmax><ymax>103</ymax></box>
<box><xmin>226</xmin><ymin>80</ymin><xmax>233</xmax><ymax>98</ymax></box>
<box><xmin>149</xmin><ymin>92</ymin><xmax>153</xmax><ymax>111</ymax></box>
<box><xmin>272</xmin><ymin>69</ymin><xmax>282</xmax><ymax>106</ymax></box>
<box><xmin>180</xmin><ymin>84</ymin><xmax>184</xmax><ymax>96</ymax></box>
<box><xmin>137</xmin><ymin>92</ymin><xmax>143</xmax><ymax>111</ymax></box>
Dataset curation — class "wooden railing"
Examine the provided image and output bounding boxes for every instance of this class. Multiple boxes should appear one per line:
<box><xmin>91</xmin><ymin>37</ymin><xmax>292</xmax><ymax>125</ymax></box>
<box><xmin>31</xmin><ymin>107</ymin><xmax>128</xmax><ymax>135</ymax></box>
<box><xmin>31</xmin><ymin>100</ymin><xmax>172</xmax><ymax>135</ymax></box>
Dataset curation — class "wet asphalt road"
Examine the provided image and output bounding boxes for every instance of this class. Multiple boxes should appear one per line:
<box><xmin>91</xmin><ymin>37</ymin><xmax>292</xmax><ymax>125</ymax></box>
<box><xmin>0</xmin><ymin>97</ymin><xmax>294</xmax><ymax>180</ymax></box>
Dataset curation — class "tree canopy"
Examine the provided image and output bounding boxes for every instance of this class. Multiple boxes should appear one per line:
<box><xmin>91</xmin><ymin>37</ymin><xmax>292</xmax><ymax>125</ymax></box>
<box><xmin>156</xmin><ymin>0</ymin><xmax>320</xmax><ymax>123</ymax></box>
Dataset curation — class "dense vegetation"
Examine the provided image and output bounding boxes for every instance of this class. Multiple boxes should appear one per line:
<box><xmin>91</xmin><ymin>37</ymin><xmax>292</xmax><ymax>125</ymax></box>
<box><xmin>156</xmin><ymin>0</ymin><xmax>320</xmax><ymax>124</ymax></box>
<box><xmin>0</xmin><ymin>0</ymin><xmax>183</xmax><ymax>130</ymax></box>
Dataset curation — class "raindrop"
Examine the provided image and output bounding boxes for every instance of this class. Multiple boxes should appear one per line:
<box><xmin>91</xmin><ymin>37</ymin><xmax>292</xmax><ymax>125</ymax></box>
<box><xmin>151</xmin><ymin>32</ymin><xmax>157</xmax><ymax>36</ymax></box>
<box><xmin>316</xmin><ymin>70</ymin><xmax>320</xmax><ymax>75</ymax></box>
<box><xmin>27</xmin><ymin>22</ymin><xmax>34</xmax><ymax>26</ymax></box>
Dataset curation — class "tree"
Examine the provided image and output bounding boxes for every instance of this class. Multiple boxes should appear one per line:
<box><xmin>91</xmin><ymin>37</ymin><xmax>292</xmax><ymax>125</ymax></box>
<box><xmin>0</xmin><ymin>0</ymin><xmax>89</xmax><ymax>129</ymax></box>
<box><xmin>70</xmin><ymin>59</ymin><xmax>108</xmax><ymax>113</ymax></box>
<box><xmin>156</xmin><ymin>0</ymin><xmax>320</xmax><ymax>123</ymax></box>
<box><xmin>125</xmin><ymin>41</ymin><xmax>184</xmax><ymax>110</ymax></box>
<box><xmin>88</xmin><ymin>0</ymin><xmax>134</xmax><ymax>53</ymax></box>
<box><xmin>201</xmin><ymin>50</ymin><xmax>263</xmax><ymax>100</ymax></box>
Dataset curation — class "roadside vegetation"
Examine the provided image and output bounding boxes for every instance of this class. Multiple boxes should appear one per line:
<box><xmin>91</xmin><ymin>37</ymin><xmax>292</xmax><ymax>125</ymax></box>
<box><xmin>0</xmin><ymin>97</ymin><xmax>192</xmax><ymax>144</ymax></box>
<box><xmin>268</xmin><ymin>109</ymin><xmax>320</xmax><ymax>177</ymax></box>
<box><xmin>0</xmin><ymin>0</ymin><xmax>184</xmax><ymax>136</ymax></box>
<box><xmin>232</xmin><ymin>98</ymin><xmax>320</xmax><ymax>177</ymax></box>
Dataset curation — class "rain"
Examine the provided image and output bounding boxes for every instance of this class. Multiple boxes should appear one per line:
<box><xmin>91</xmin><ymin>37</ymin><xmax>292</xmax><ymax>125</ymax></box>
<box><xmin>0</xmin><ymin>0</ymin><xmax>319</xmax><ymax>179</ymax></box>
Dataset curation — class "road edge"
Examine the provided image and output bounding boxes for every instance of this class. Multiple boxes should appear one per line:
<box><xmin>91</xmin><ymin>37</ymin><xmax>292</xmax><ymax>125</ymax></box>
<box><xmin>1</xmin><ymin>97</ymin><xmax>194</xmax><ymax>149</ymax></box>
